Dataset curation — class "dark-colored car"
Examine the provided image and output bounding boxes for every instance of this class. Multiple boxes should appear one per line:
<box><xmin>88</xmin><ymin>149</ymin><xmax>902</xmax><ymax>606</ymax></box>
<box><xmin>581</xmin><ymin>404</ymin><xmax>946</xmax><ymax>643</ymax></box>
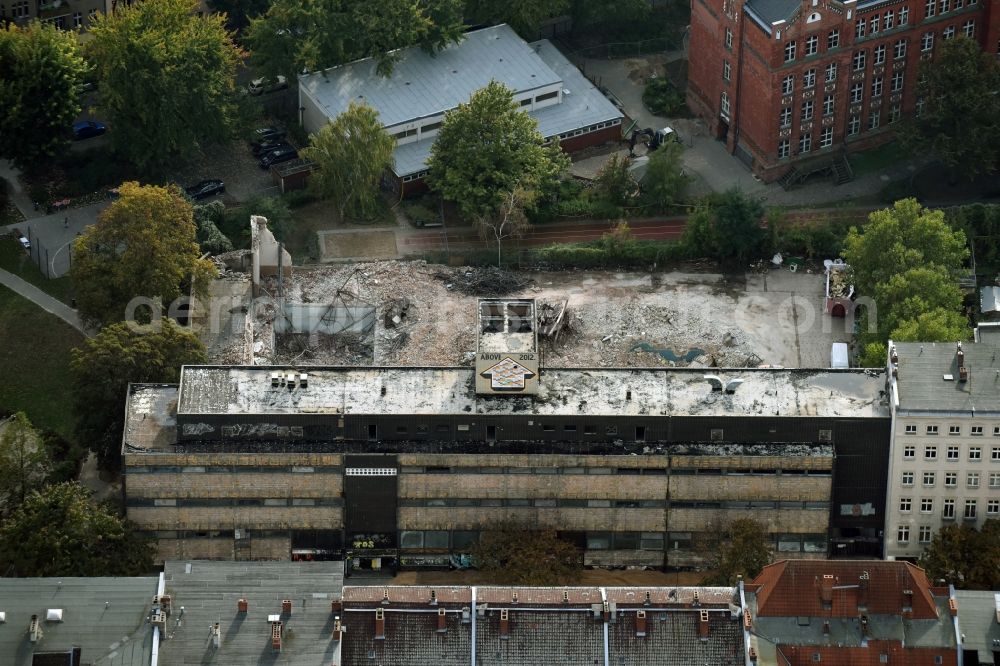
<box><xmin>185</xmin><ymin>179</ymin><xmax>225</xmax><ymax>200</ymax></box>
<box><xmin>72</xmin><ymin>120</ymin><xmax>107</xmax><ymax>140</ymax></box>
<box><xmin>258</xmin><ymin>146</ymin><xmax>298</xmax><ymax>169</ymax></box>
<box><xmin>253</xmin><ymin>127</ymin><xmax>286</xmax><ymax>142</ymax></box>
<box><xmin>252</xmin><ymin>139</ymin><xmax>292</xmax><ymax>156</ymax></box>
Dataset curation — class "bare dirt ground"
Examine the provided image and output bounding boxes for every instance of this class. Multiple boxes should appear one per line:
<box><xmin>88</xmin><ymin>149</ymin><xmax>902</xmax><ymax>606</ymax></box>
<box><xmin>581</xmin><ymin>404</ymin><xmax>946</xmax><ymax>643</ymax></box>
<box><xmin>249</xmin><ymin>260</ymin><xmax>850</xmax><ymax>368</ymax></box>
<box><xmin>390</xmin><ymin>568</ymin><xmax>709</xmax><ymax>587</ymax></box>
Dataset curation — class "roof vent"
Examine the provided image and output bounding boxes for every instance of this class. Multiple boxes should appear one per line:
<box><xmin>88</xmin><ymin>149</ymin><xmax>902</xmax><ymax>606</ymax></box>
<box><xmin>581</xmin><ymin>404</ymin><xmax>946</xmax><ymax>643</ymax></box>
<box><xmin>724</xmin><ymin>378</ymin><xmax>744</xmax><ymax>394</ymax></box>
<box><xmin>704</xmin><ymin>375</ymin><xmax>723</xmax><ymax>392</ymax></box>
<box><xmin>46</xmin><ymin>609</ymin><xmax>63</xmax><ymax>622</ymax></box>
<box><xmin>299</xmin><ymin>372</ymin><xmax>308</xmax><ymax>388</ymax></box>
<box><xmin>271</xmin><ymin>372</ymin><xmax>282</xmax><ymax>387</ymax></box>
<box><xmin>0</xmin><ymin>611</ymin><xmax>5</xmax><ymax>623</ymax></box>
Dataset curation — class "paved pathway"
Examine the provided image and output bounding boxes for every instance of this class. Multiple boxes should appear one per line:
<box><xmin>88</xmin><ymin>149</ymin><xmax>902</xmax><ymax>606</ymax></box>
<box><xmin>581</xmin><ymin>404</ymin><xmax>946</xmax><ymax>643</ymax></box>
<box><xmin>0</xmin><ymin>268</ymin><xmax>90</xmax><ymax>336</ymax></box>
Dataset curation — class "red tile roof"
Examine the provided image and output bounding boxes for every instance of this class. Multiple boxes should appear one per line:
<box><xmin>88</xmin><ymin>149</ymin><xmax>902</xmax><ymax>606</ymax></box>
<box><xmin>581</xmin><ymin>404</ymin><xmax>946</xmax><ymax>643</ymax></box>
<box><xmin>749</xmin><ymin>560</ymin><xmax>939</xmax><ymax>619</ymax></box>
<box><xmin>776</xmin><ymin>642</ymin><xmax>957</xmax><ymax>666</ymax></box>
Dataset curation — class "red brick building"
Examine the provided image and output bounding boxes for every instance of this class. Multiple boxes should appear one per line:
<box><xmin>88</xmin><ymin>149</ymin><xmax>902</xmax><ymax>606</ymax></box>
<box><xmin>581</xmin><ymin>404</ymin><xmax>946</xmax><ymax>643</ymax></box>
<box><xmin>688</xmin><ymin>0</ymin><xmax>1000</xmax><ymax>182</ymax></box>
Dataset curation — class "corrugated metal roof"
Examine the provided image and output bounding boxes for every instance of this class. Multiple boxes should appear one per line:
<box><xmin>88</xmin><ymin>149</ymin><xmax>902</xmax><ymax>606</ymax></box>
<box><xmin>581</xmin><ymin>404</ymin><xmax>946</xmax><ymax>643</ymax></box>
<box><xmin>0</xmin><ymin>577</ymin><xmax>158</xmax><ymax>666</ymax></box>
<box><xmin>299</xmin><ymin>24</ymin><xmax>562</xmax><ymax>129</ymax></box>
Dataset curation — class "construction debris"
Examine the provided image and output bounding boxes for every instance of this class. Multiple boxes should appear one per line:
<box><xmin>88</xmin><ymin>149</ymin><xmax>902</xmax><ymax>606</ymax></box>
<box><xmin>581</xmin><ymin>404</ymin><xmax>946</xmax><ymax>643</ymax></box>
<box><xmin>437</xmin><ymin>266</ymin><xmax>529</xmax><ymax>296</ymax></box>
<box><xmin>537</xmin><ymin>299</ymin><xmax>569</xmax><ymax>341</ymax></box>
<box><xmin>383</xmin><ymin>297</ymin><xmax>410</xmax><ymax>328</ymax></box>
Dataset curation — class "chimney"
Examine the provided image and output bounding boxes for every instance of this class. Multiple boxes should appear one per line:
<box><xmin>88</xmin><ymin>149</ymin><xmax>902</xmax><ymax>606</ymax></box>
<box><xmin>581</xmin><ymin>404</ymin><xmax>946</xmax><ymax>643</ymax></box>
<box><xmin>159</xmin><ymin>595</ymin><xmax>172</xmax><ymax>615</ymax></box>
<box><xmin>437</xmin><ymin>608</ymin><xmax>448</xmax><ymax>633</ymax></box>
<box><xmin>958</xmin><ymin>343</ymin><xmax>968</xmax><ymax>382</ymax></box>
<box><xmin>331</xmin><ymin>600</ymin><xmax>343</xmax><ymax>614</ymax></box>
<box><xmin>743</xmin><ymin>610</ymin><xmax>752</xmax><ymax>630</ymax></box>
<box><xmin>692</xmin><ymin>590</ymin><xmax>700</xmax><ymax>607</ymax></box>
<box><xmin>635</xmin><ymin>610</ymin><xmax>647</xmax><ymax>638</ymax></box>
<box><xmin>382</xmin><ymin>588</ymin><xmax>390</xmax><ymax>605</ymax></box>
<box><xmin>602</xmin><ymin>601</ymin><xmax>611</xmax><ymax>622</ymax></box>
<box><xmin>271</xmin><ymin>620</ymin><xmax>282</xmax><ymax>651</ymax></box>
<box><xmin>698</xmin><ymin>610</ymin><xmax>710</xmax><ymax>640</ymax></box>
<box><xmin>512</xmin><ymin>591</ymin><xmax>518</xmax><ymax>605</ymax></box>
<box><xmin>237</xmin><ymin>598</ymin><xmax>248</xmax><ymax>613</ymax></box>
<box><xmin>461</xmin><ymin>607</ymin><xmax>471</xmax><ymax>624</ymax></box>
<box><xmin>500</xmin><ymin>608</ymin><xmax>510</xmax><ymax>639</ymax></box>
<box><xmin>562</xmin><ymin>591</ymin><xmax>569</xmax><ymax>604</ymax></box>
<box><xmin>858</xmin><ymin>571</ymin><xmax>869</xmax><ymax>611</ymax></box>
<box><xmin>644</xmin><ymin>591</ymin><xmax>651</xmax><ymax>607</ymax></box>
<box><xmin>333</xmin><ymin>616</ymin><xmax>343</xmax><ymax>642</ymax></box>
<box><xmin>29</xmin><ymin>614</ymin><xmax>43</xmax><ymax>643</ymax></box>
<box><xmin>375</xmin><ymin>608</ymin><xmax>386</xmax><ymax>640</ymax></box>
<box><xmin>281</xmin><ymin>599</ymin><xmax>292</xmax><ymax>614</ymax></box>
<box><xmin>749</xmin><ymin>646</ymin><xmax>758</xmax><ymax>662</ymax></box>
<box><xmin>860</xmin><ymin>615</ymin><xmax>871</xmax><ymax>637</ymax></box>
<box><xmin>948</xmin><ymin>598</ymin><xmax>958</xmax><ymax>617</ymax></box>
<box><xmin>902</xmin><ymin>589</ymin><xmax>914</xmax><ymax>612</ymax></box>
<box><xmin>211</xmin><ymin>622</ymin><xmax>221</xmax><ymax>648</ymax></box>
<box><xmin>820</xmin><ymin>575</ymin><xmax>834</xmax><ymax>606</ymax></box>
<box><xmin>430</xmin><ymin>590</ymin><xmax>437</xmax><ymax>606</ymax></box>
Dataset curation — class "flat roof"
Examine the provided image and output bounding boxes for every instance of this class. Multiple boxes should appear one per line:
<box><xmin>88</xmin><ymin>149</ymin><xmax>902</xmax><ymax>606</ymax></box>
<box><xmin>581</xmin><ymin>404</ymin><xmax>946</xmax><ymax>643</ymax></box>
<box><xmin>156</xmin><ymin>560</ymin><xmax>343</xmax><ymax>666</ymax></box>
<box><xmin>0</xmin><ymin>577</ymin><xmax>158</xmax><ymax>666</ymax></box>
<box><xmin>299</xmin><ymin>24</ymin><xmax>562</xmax><ymax>129</ymax></box>
<box><xmin>173</xmin><ymin>365</ymin><xmax>886</xmax><ymax>418</ymax></box>
<box><xmin>300</xmin><ymin>25</ymin><xmax>622</xmax><ymax>178</ymax></box>
<box><xmin>892</xmin><ymin>341</ymin><xmax>1000</xmax><ymax>414</ymax></box>
<box><xmin>954</xmin><ymin>591</ymin><xmax>1000</xmax><ymax>663</ymax></box>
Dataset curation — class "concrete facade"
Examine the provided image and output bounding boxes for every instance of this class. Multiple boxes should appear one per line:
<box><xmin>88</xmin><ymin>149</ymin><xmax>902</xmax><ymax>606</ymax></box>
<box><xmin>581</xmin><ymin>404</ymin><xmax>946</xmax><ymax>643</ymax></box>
<box><xmin>687</xmin><ymin>0</ymin><xmax>1000</xmax><ymax>181</ymax></box>
<box><xmin>122</xmin><ymin>365</ymin><xmax>890</xmax><ymax>569</ymax></box>
<box><xmin>884</xmin><ymin>339</ymin><xmax>1000</xmax><ymax>561</ymax></box>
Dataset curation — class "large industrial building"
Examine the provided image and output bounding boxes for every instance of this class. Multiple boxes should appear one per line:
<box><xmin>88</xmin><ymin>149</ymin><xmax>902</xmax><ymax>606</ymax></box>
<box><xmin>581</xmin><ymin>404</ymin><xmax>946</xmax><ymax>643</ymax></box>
<box><xmin>122</xmin><ymin>299</ymin><xmax>890</xmax><ymax>569</ymax></box>
<box><xmin>297</xmin><ymin>24</ymin><xmax>625</xmax><ymax>195</ymax></box>
<box><xmin>687</xmin><ymin>0</ymin><xmax>1000</xmax><ymax>182</ymax></box>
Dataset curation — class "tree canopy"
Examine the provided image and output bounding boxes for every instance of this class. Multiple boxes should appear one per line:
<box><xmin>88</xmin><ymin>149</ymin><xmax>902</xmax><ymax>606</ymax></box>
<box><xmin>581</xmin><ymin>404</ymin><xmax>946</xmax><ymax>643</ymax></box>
<box><xmin>642</xmin><ymin>141</ymin><xmax>688</xmax><ymax>211</ymax></box>
<box><xmin>70</xmin><ymin>181</ymin><xmax>215</xmax><ymax>328</ymax></box>
<box><xmin>904</xmin><ymin>36</ymin><xmax>1000</xmax><ymax>180</ymax></box>
<box><xmin>918</xmin><ymin>520</ymin><xmax>999</xmax><ymax>589</ymax></box>
<box><xmin>0</xmin><ymin>413</ymin><xmax>51</xmax><ymax>519</ymax></box>
<box><xmin>0</xmin><ymin>21</ymin><xmax>88</xmax><ymax>173</ymax></box>
<box><xmin>465</xmin><ymin>0</ymin><xmax>570</xmax><ymax>38</ymax></box>
<box><xmin>0</xmin><ymin>483</ymin><xmax>154</xmax><ymax>577</ymax></box>
<box><xmin>428</xmin><ymin>81</ymin><xmax>569</xmax><ymax>219</ymax></box>
<box><xmin>246</xmin><ymin>0</ymin><xmax>464</xmax><ymax>79</ymax></box>
<box><xmin>700</xmin><ymin>518</ymin><xmax>772</xmax><ymax>585</ymax></box>
<box><xmin>470</xmin><ymin>523</ymin><xmax>581</xmax><ymax>585</ymax></box>
<box><xmin>71</xmin><ymin>320</ymin><xmax>207</xmax><ymax>469</ymax></box>
<box><xmin>683</xmin><ymin>189</ymin><xmax>766</xmax><ymax>264</ymax></box>
<box><xmin>87</xmin><ymin>0</ymin><xmax>243</xmax><ymax>175</ymax></box>
<box><xmin>843</xmin><ymin>198</ymin><xmax>970</xmax><ymax>365</ymax></box>
<box><xmin>208</xmin><ymin>0</ymin><xmax>273</xmax><ymax>33</ymax></box>
<box><xmin>302</xmin><ymin>102</ymin><xmax>395</xmax><ymax>221</ymax></box>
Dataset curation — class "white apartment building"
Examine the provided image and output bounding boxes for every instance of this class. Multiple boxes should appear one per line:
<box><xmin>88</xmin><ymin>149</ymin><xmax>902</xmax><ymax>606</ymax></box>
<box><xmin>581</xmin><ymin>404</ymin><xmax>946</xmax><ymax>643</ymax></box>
<box><xmin>885</xmin><ymin>336</ymin><xmax>1000</xmax><ymax>560</ymax></box>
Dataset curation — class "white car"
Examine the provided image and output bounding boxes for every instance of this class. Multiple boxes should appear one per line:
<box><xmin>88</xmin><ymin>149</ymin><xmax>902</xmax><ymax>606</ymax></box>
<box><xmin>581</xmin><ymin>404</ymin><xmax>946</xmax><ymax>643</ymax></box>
<box><xmin>13</xmin><ymin>229</ymin><xmax>30</xmax><ymax>251</ymax></box>
<box><xmin>248</xmin><ymin>75</ymin><xmax>288</xmax><ymax>95</ymax></box>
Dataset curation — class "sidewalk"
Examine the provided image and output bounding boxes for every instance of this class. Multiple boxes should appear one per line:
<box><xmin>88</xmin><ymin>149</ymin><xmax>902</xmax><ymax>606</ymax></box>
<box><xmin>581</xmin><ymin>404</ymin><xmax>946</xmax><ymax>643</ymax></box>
<box><xmin>0</xmin><ymin>268</ymin><xmax>90</xmax><ymax>336</ymax></box>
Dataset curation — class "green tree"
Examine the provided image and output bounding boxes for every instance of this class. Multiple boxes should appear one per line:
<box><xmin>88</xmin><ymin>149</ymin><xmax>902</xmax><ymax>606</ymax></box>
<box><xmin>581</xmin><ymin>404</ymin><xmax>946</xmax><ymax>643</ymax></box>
<box><xmin>0</xmin><ymin>21</ymin><xmax>88</xmax><ymax>172</ymax></box>
<box><xmin>700</xmin><ymin>518</ymin><xmax>772</xmax><ymax>585</ymax></box>
<box><xmin>71</xmin><ymin>320</ymin><xmax>207</xmax><ymax>468</ymax></box>
<box><xmin>683</xmin><ymin>189</ymin><xmax>765</xmax><ymax>264</ymax></box>
<box><xmin>918</xmin><ymin>520</ymin><xmax>1000</xmax><ymax>589</ymax></box>
<box><xmin>642</xmin><ymin>141</ymin><xmax>688</xmax><ymax>211</ymax></box>
<box><xmin>246</xmin><ymin>0</ymin><xmax>462</xmax><ymax>80</ymax></box>
<box><xmin>208</xmin><ymin>0</ymin><xmax>273</xmax><ymax>33</ymax></box>
<box><xmin>0</xmin><ymin>483</ymin><xmax>154</xmax><ymax>577</ymax></box>
<box><xmin>593</xmin><ymin>154</ymin><xmax>636</xmax><ymax>206</ymax></box>
<box><xmin>428</xmin><ymin>81</ymin><xmax>569</xmax><ymax>219</ymax></box>
<box><xmin>874</xmin><ymin>267</ymin><xmax>964</xmax><ymax>336</ymax></box>
<box><xmin>470</xmin><ymin>522</ymin><xmax>581</xmax><ymax>585</ymax></box>
<box><xmin>0</xmin><ymin>413</ymin><xmax>51</xmax><ymax>518</ymax></box>
<box><xmin>302</xmin><ymin>103</ymin><xmax>396</xmax><ymax>221</ymax></box>
<box><xmin>903</xmin><ymin>37</ymin><xmax>1000</xmax><ymax>181</ymax></box>
<box><xmin>87</xmin><ymin>0</ymin><xmax>243</xmax><ymax>175</ymax></box>
<box><xmin>246</xmin><ymin>194</ymin><xmax>293</xmax><ymax>240</ymax></box>
<box><xmin>465</xmin><ymin>0</ymin><xmax>570</xmax><ymax>38</ymax></box>
<box><xmin>192</xmin><ymin>200</ymin><xmax>234</xmax><ymax>255</ymax></box>
<box><xmin>70</xmin><ymin>181</ymin><xmax>216</xmax><ymax>328</ymax></box>
<box><xmin>890</xmin><ymin>308</ymin><xmax>969</xmax><ymax>343</ymax></box>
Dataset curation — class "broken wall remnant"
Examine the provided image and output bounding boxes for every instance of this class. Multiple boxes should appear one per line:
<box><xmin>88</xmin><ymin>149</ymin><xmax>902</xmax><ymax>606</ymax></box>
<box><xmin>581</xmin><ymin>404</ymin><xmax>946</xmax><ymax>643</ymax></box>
<box><xmin>251</xmin><ymin>215</ymin><xmax>292</xmax><ymax>295</ymax></box>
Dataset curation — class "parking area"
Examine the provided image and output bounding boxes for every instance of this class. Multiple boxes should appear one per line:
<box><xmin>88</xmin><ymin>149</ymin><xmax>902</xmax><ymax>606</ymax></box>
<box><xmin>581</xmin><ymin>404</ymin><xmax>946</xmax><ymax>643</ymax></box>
<box><xmin>165</xmin><ymin>138</ymin><xmax>280</xmax><ymax>204</ymax></box>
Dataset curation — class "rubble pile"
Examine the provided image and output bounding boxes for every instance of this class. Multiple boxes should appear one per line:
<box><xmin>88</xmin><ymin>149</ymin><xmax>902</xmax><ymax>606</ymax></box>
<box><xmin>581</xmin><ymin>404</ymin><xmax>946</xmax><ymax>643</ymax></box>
<box><xmin>436</xmin><ymin>266</ymin><xmax>529</xmax><ymax>296</ymax></box>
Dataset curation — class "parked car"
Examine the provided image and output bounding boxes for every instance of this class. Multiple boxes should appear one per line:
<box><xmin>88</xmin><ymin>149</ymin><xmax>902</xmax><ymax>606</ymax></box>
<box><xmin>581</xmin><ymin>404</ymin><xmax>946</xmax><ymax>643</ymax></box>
<box><xmin>185</xmin><ymin>179</ymin><xmax>225</xmax><ymax>200</ymax></box>
<box><xmin>13</xmin><ymin>229</ymin><xmax>30</xmax><ymax>251</ymax></box>
<box><xmin>72</xmin><ymin>120</ymin><xmax>106</xmax><ymax>140</ymax></box>
<box><xmin>248</xmin><ymin>75</ymin><xmax>288</xmax><ymax>95</ymax></box>
<box><xmin>253</xmin><ymin>126</ymin><xmax>286</xmax><ymax>142</ymax></box>
<box><xmin>252</xmin><ymin>139</ymin><xmax>292</xmax><ymax>156</ymax></box>
<box><xmin>258</xmin><ymin>146</ymin><xmax>299</xmax><ymax>169</ymax></box>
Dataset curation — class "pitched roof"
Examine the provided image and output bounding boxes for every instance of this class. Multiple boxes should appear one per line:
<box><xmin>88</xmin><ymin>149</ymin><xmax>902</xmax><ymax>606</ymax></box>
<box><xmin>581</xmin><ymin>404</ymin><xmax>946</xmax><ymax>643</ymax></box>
<box><xmin>776</xmin><ymin>643</ymin><xmax>957</xmax><ymax>666</ymax></box>
<box><xmin>749</xmin><ymin>560</ymin><xmax>939</xmax><ymax>619</ymax></box>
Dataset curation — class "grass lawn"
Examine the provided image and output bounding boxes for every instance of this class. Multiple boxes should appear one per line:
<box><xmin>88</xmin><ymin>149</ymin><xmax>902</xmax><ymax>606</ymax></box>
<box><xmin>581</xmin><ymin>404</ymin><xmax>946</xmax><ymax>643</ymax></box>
<box><xmin>0</xmin><ymin>234</ymin><xmax>74</xmax><ymax>304</ymax></box>
<box><xmin>848</xmin><ymin>142</ymin><xmax>910</xmax><ymax>177</ymax></box>
<box><xmin>0</xmin><ymin>284</ymin><xmax>83</xmax><ymax>441</ymax></box>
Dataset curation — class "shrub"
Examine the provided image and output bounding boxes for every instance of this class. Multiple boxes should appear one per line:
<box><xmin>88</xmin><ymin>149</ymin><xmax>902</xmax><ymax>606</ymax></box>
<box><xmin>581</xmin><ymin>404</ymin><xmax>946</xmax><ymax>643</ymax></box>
<box><xmin>642</xmin><ymin>76</ymin><xmax>686</xmax><ymax>117</ymax></box>
<box><xmin>402</xmin><ymin>201</ymin><xmax>439</xmax><ymax>227</ymax></box>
